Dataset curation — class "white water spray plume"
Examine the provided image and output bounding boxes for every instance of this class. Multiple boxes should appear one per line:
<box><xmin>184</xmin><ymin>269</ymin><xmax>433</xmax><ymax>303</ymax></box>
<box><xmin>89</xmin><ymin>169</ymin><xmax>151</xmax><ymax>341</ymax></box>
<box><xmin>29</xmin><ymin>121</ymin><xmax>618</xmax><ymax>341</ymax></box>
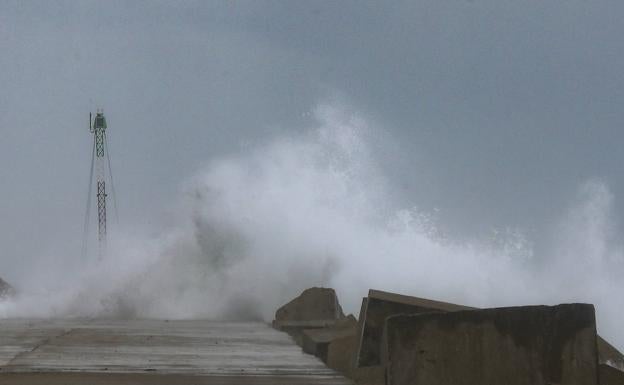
<box><xmin>1</xmin><ymin>103</ymin><xmax>623</xmax><ymax>349</ymax></box>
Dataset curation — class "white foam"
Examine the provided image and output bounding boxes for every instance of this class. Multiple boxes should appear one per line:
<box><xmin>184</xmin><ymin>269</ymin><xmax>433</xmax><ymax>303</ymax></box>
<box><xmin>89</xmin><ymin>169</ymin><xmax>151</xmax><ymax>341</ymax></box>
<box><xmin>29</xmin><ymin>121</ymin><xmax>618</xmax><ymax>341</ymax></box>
<box><xmin>1</xmin><ymin>102</ymin><xmax>622</xmax><ymax>350</ymax></box>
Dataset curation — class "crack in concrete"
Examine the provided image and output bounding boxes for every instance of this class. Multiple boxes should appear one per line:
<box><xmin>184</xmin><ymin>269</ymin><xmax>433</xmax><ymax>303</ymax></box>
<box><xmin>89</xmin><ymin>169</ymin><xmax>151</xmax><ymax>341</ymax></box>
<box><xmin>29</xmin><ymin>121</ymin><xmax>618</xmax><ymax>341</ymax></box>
<box><xmin>6</xmin><ymin>329</ymin><xmax>74</xmax><ymax>366</ymax></box>
<box><xmin>4</xmin><ymin>322</ymin><xmax>92</xmax><ymax>367</ymax></box>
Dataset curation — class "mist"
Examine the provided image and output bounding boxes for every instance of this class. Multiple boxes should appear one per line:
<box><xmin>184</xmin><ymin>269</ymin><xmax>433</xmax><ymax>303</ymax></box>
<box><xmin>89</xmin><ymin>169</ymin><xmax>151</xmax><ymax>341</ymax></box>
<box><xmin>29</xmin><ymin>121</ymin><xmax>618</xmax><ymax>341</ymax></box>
<box><xmin>1</xmin><ymin>102</ymin><xmax>622</xmax><ymax>350</ymax></box>
<box><xmin>2</xmin><ymin>0</ymin><xmax>624</xmax><ymax>361</ymax></box>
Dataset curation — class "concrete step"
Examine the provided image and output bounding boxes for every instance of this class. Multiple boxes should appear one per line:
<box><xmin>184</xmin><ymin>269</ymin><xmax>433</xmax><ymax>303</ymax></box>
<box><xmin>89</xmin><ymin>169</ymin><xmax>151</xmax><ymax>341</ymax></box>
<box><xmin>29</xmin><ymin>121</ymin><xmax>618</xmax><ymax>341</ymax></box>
<box><xmin>0</xmin><ymin>319</ymin><xmax>352</xmax><ymax>385</ymax></box>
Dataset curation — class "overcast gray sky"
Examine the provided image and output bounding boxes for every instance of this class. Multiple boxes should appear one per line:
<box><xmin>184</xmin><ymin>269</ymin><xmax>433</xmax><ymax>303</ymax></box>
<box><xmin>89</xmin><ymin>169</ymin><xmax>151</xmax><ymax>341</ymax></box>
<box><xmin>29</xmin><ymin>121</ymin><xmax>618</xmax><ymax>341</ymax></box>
<box><xmin>1</xmin><ymin>0</ymin><xmax>624</xmax><ymax>280</ymax></box>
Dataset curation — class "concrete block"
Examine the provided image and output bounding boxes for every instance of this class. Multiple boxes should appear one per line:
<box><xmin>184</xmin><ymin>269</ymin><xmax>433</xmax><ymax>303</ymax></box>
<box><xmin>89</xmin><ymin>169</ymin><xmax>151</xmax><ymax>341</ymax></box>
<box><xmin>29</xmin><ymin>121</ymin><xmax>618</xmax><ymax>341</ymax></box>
<box><xmin>326</xmin><ymin>334</ymin><xmax>357</xmax><ymax>377</ymax></box>
<box><xmin>302</xmin><ymin>315</ymin><xmax>357</xmax><ymax>363</ymax></box>
<box><xmin>350</xmin><ymin>366</ymin><xmax>386</xmax><ymax>385</ymax></box>
<box><xmin>355</xmin><ymin>289</ymin><xmax>473</xmax><ymax>367</ymax></box>
<box><xmin>600</xmin><ymin>364</ymin><xmax>624</xmax><ymax>385</ymax></box>
<box><xmin>272</xmin><ymin>320</ymin><xmax>337</xmax><ymax>346</ymax></box>
<box><xmin>599</xmin><ymin>336</ymin><xmax>624</xmax><ymax>372</ymax></box>
<box><xmin>275</xmin><ymin>287</ymin><xmax>345</xmax><ymax>322</ymax></box>
<box><xmin>383</xmin><ymin>303</ymin><xmax>598</xmax><ymax>385</ymax></box>
<box><xmin>273</xmin><ymin>287</ymin><xmax>346</xmax><ymax>345</ymax></box>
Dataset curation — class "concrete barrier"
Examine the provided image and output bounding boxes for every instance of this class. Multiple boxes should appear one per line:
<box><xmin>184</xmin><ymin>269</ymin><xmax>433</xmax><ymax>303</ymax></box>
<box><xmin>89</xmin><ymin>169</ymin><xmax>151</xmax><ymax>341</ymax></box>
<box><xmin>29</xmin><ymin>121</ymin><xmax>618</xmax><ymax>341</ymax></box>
<box><xmin>326</xmin><ymin>337</ymin><xmax>388</xmax><ymax>385</ymax></box>
<box><xmin>273</xmin><ymin>287</ymin><xmax>345</xmax><ymax>345</ymax></box>
<box><xmin>326</xmin><ymin>333</ymin><xmax>356</xmax><ymax>376</ymax></box>
<box><xmin>355</xmin><ymin>289</ymin><xmax>473</xmax><ymax>367</ymax></box>
<box><xmin>600</xmin><ymin>364</ymin><xmax>624</xmax><ymax>385</ymax></box>
<box><xmin>383</xmin><ymin>304</ymin><xmax>598</xmax><ymax>385</ymax></box>
<box><xmin>273</xmin><ymin>320</ymin><xmax>338</xmax><ymax>346</ymax></box>
<box><xmin>302</xmin><ymin>315</ymin><xmax>357</xmax><ymax>363</ymax></box>
<box><xmin>350</xmin><ymin>366</ymin><xmax>386</xmax><ymax>385</ymax></box>
<box><xmin>275</xmin><ymin>287</ymin><xmax>345</xmax><ymax>322</ymax></box>
<box><xmin>599</xmin><ymin>336</ymin><xmax>624</xmax><ymax>372</ymax></box>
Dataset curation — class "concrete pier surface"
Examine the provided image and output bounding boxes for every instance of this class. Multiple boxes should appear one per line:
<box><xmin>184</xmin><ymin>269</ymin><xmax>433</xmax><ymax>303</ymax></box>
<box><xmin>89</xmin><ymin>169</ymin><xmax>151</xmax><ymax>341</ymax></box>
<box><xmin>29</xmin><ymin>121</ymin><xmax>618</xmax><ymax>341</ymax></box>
<box><xmin>0</xmin><ymin>318</ymin><xmax>351</xmax><ymax>385</ymax></box>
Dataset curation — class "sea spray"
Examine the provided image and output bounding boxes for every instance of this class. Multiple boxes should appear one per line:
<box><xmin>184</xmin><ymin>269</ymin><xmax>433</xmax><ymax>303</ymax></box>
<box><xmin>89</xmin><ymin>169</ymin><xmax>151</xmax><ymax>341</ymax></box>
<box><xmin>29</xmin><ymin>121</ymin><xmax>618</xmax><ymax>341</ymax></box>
<box><xmin>1</xmin><ymin>102</ymin><xmax>622</xmax><ymax>349</ymax></box>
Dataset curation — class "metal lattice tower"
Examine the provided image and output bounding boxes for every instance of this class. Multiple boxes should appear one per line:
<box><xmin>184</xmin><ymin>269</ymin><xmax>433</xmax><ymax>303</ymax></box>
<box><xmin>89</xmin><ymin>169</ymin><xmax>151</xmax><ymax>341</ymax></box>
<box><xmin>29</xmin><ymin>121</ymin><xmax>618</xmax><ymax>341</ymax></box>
<box><xmin>93</xmin><ymin>111</ymin><xmax>107</xmax><ymax>251</ymax></box>
<box><xmin>82</xmin><ymin>109</ymin><xmax>115</xmax><ymax>260</ymax></box>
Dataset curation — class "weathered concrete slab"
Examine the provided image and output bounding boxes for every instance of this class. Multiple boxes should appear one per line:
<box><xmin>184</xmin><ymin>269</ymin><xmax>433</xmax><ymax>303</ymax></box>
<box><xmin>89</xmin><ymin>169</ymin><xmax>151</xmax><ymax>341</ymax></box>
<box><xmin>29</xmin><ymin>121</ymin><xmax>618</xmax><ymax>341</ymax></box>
<box><xmin>599</xmin><ymin>336</ymin><xmax>624</xmax><ymax>372</ymax></box>
<box><xmin>273</xmin><ymin>319</ymin><xmax>338</xmax><ymax>332</ymax></box>
<box><xmin>355</xmin><ymin>289</ymin><xmax>473</xmax><ymax>367</ymax></box>
<box><xmin>273</xmin><ymin>320</ymin><xmax>338</xmax><ymax>346</ymax></box>
<box><xmin>0</xmin><ymin>319</ymin><xmax>352</xmax><ymax>385</ymax></box>
<box><xmin>302</xmin><ymin>315</ymin><xmax>357</xmax><ymax>363</ymax></box>
<box><xmin>350</xmin><ymin>366</ymin><xmax>386</xmax><ymax>385</ymax></box>
<box><xmin>600</xmin><ymin>364</ymin><xmax>624</xmax><ymax>385</ymax></box>
<box><xmin>383</xmin><ymin>304</ymin><xmax>598</xmax><ymax>385</ymax></box>
<box><xmin>275</xmin><ymin>287</ymin><xmax>345</xmax><ymax>323</ymax></box>
<box><xmin>274</xmin><ymin>287</ymin><xmax>345</xmax><ymax>345</ymax></box>
<box><xmin>0</xmin><ymin>372</ymin><xmax>354</xmax><ymax>385</ymax></box>
<box><xmin>326</xmin><ymin>334</ymin><xmax>355</xmax><ymax>375</ymax></box>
